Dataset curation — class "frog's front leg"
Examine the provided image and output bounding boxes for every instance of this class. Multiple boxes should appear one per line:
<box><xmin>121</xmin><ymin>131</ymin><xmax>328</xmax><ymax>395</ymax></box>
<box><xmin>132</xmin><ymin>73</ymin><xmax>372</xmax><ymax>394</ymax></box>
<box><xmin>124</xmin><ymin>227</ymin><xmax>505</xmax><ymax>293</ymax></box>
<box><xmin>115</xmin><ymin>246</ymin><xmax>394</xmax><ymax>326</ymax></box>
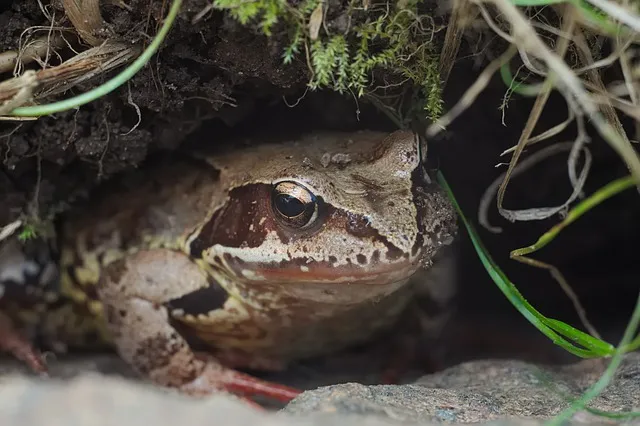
<box><xmin>96</xmin><ymin>248</ymin><xmax>300</xmax><ymax>403</ymax></box>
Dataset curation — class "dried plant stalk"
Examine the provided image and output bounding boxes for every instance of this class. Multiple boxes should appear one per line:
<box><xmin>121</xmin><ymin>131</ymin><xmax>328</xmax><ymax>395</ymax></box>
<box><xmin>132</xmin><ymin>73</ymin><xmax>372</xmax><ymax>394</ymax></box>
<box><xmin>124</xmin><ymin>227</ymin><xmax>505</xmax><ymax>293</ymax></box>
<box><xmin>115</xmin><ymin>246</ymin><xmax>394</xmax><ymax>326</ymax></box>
<box><xmin>0</xmin><ymin>41</ymin><xmax>140</xmax><ymax>112</ymax></box>
<box><xmin>62</xmin><ymin>0</ymin><xmax>107</xmax><ymax>46</ymax></box>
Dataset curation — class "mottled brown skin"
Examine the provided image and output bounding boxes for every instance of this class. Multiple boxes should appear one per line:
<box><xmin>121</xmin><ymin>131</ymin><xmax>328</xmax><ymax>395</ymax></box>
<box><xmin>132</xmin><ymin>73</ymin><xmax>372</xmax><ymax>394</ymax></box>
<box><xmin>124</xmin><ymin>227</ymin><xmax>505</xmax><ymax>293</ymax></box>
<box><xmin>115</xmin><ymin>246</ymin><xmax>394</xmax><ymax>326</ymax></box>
<box><xmin>1</xmin><ymin>130</ymin><xmax>457</xmax><ymax>401</ymax></box>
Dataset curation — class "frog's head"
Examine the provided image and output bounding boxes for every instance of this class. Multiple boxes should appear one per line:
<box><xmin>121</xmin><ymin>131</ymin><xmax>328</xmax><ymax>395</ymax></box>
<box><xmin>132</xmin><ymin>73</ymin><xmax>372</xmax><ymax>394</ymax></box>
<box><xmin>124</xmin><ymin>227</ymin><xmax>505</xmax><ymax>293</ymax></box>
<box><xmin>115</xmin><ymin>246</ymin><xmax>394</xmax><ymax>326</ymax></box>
<box><xmin>187</xmin><ymin>130</ymin><xmax>457</xmax><ymax>304</ymax></box>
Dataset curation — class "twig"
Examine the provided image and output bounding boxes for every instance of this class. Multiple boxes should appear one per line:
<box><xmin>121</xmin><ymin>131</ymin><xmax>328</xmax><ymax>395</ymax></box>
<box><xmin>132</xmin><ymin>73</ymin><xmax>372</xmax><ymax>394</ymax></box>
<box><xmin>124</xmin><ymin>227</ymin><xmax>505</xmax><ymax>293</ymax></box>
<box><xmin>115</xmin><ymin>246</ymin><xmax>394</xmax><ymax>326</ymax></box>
<box><xmin>38</xmin><ymin>41</ymin><xmax>141</xmax><ymax>98</ymax></box>
<box><xmin>0</xmin><ymin>71</ymin><xmax>39</xmax><ymax>116</ymax></box>
<box><xmin>0</xmin><ymin>311</ymin><xmax>48</xmax><ymax>374</ymax></box>
<box><xmin>8</xmin><ymin>0</ymin><xmax>182</xmax><ymax>117</ymax></box>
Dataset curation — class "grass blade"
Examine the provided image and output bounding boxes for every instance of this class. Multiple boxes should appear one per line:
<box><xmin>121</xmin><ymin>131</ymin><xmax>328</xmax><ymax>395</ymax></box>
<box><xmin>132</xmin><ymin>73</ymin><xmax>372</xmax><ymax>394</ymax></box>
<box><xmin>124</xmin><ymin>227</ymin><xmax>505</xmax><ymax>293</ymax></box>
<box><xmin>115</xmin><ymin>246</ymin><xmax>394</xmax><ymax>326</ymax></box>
<box><xmin>436</xmin><ymin>171</ymin><xmax>615</xmax><ymax>357</ymax></box>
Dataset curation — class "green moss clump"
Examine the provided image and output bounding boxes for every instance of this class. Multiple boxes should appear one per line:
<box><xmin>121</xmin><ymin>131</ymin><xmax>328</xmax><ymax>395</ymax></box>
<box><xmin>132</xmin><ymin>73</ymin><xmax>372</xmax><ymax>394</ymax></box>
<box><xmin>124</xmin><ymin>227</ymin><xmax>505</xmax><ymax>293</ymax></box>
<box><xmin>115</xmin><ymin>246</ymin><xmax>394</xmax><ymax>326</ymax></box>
<box><xmin>17</xmin><ymin>223</ymin><xmax>38</xmax><ymax>242</ymax></box>
<box><xmin>212</xmin><ymin>0</ymin><xmax>443</xmax><ymax>120</ymax></box>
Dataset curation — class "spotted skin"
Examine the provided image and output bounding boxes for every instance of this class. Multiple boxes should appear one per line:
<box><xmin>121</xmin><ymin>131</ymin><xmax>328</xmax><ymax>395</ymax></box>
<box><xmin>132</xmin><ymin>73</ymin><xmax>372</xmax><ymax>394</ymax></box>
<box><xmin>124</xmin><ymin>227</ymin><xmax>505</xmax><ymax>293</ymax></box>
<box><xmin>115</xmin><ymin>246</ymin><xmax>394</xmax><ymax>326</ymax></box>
<box><xmin>0</xmin><ymin>130</ymin><xmax>457</xmax><ymax>401</ymax></box>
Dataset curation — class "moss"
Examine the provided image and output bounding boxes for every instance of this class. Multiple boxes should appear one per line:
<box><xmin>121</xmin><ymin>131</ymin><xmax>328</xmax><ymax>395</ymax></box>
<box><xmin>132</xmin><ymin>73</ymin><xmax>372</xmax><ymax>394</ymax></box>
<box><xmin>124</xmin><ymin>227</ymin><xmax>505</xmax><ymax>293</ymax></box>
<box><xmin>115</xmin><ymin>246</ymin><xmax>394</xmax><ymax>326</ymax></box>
<box><xmin>213</xmin><ymin>0</ymin><xmax>443</xmax><ymax>120</ymax></box>
<box><xmin>17</xmin><ymin>223</ymin><xmax>38</xmax><ymax>242</ymax></box>
<box><xmin>16</xmin><ymin>209</ymin><xmax>57</xmax><ymax>243</ymax></box>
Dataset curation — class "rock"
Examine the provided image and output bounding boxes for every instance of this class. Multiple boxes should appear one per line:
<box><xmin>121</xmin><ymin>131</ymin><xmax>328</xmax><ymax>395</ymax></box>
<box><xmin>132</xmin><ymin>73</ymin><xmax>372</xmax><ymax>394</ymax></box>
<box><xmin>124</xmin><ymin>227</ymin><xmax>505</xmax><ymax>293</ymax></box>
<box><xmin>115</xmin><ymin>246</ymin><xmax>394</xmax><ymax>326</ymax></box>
<box><xmin>0</xmin><ymin>373</ymin><xmax>575</xmax><ymax>426</ymax></box>
<box><xmin>0</xmin><ymin>353</ymin><xmax>137</xmax><ymax>380</ymax></box>
<box><xmin>0</xmin><ymin>353</ymin><xmax>637</xmax><ymax>425</ymax></box>
<box><xmin>284</xmin><ymin>353</ymin><xmax>640</xmax><ymax>424</ymax></box>
<box><xmin>0</xmin><ymin>373</ymin><xmax>494</xmax><ymax>426</ymax></box>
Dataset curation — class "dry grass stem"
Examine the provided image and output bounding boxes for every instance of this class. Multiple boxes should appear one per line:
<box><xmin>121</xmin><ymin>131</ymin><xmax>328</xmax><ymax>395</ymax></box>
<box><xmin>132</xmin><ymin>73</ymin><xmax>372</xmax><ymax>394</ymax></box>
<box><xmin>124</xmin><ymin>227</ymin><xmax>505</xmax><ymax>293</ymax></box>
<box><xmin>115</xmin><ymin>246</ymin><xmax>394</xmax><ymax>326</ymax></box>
<box><xmin>490</xmin><ymin>0</ymin><xmax>640</xmax><ymax>186</ymax></box>
<box><xmin>0</xmin><ymin>41</ymin><xmax>140</xmax><ymax>115</ymax></box>
<box><xmin>590</xmin><ymin>92</ymin><xmax>640</xmax><ymax>123</ymax></box>
<box><xmin>0</xmin><ymin>71</ymin><xmax>39</xmax><ymax>115</ymax></box>
<box><xmin>61</xmin><ymin>0</ymin><xmax>107</xmax><ymax>46</ymax></box>
<box><xmin>501</xmin><ymin>108</ymin><xmax>576</xmax><ymax>156</ymax></box>
<box><xmin>495</xmin><ymin>5</ymin><xmax>578</xmax><ymax>225</ymax></box>
<box><xmin>0</xmin><ymin>220</ymin><xmax>22</xmax><ymax>243</ymax></box>
<box><xmin>438</xmin><ymin>0</ymin><xmax>474</xmax><ymax>88</ymax></box>
<box><xmin>479</xmin><ymin>141</ymin><xmax>591</xmax><ymax>233</ymax></box>
<box><xmin>512</xmin><ymin>252</ymin><xmax>603</xmax><ymax>340</ymax></box>
<box><xmin>426</xmin><ymin>45</ymin><xmax>517</xmax><ymax>138</ymax></box>
<box><xmin>578</xmin><ymin>34</ymin><xmax>631</xmax><ymax>144</ymax></box>
<box><xmin>573</xmin><ymin>37</ymin><xmax>633</xmax><ymax>76</ymax></box>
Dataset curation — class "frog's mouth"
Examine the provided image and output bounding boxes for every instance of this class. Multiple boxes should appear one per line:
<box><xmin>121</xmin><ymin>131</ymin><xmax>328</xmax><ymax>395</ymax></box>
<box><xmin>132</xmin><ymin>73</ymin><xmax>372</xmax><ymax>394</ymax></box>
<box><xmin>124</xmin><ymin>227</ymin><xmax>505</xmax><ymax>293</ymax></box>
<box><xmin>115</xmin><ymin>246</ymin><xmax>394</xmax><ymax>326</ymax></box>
<box><xmin>218</xmin><ymin>254</ymin><xmax>422</xmax><ymax>304</ymax></box>
<box><xmin>255</xmin><ymin>259</ymin><xmax>418</xmax><ymax>283</ymax></box>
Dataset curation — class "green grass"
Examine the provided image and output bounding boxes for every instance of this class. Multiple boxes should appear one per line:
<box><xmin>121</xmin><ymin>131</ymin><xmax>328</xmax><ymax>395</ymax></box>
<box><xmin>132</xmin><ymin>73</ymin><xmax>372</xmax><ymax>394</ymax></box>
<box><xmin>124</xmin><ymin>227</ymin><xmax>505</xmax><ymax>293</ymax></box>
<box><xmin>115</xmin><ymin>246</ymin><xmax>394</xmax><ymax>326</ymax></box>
<box><xmin>437</xmin><ymin>170</ymin><xmax>640</xmax><ymax>422</ymax></box>
<box><xmin>493</xmin><ymin>7</ymin><xmax>640</xmax><ymax>420</ymax></box>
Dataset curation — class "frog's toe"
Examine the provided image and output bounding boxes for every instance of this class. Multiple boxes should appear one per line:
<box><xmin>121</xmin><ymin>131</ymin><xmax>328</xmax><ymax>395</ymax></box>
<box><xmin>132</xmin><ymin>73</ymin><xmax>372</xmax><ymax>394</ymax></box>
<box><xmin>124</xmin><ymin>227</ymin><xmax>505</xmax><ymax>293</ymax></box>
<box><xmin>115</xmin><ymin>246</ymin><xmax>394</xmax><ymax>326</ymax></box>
<box><xmin>180</xmin><ymin>360</ymin><xmax>302</xmax><ymax>403</ymax></box>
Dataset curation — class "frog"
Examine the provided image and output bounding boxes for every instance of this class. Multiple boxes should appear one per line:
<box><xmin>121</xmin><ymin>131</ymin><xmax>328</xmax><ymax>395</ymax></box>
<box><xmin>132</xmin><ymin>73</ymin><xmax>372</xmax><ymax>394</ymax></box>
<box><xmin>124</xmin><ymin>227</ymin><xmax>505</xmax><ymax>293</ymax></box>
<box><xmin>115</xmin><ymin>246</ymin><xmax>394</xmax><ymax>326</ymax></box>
<box><xmin>0</xmin><ymin>129</ymin><xmax>457</xmax><ymax>402</ymax></box>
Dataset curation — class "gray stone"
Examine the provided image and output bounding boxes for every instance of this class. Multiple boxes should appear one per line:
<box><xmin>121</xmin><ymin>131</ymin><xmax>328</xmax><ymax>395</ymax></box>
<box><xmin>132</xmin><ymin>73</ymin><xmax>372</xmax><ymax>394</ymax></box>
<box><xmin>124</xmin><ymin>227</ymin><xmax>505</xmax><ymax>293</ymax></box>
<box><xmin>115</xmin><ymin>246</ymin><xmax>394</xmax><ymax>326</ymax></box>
<box><xmin>0</xmin><ymin>353</ymin><xmax>637</xmax><ymax>425</ymax></box>
<box><xmin>284</xmin><ymin>353</ymin><xmax>640</xmax><ymax>424</ymax></box>
<box><xmin>0</xmin><ymin>373</ymin><xmax>524</xmax><ymax>426</ymax></box>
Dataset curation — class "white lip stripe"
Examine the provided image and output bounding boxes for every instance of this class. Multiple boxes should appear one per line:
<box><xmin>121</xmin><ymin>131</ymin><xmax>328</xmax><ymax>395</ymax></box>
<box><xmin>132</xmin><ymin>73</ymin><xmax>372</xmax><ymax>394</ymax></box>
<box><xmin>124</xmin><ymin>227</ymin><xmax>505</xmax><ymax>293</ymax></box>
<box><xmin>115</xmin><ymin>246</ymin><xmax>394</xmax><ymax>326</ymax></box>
<box><xmin>205</xmin><ymin>229</ymin><xmax>413</xmax><ymax>270</ymax></box>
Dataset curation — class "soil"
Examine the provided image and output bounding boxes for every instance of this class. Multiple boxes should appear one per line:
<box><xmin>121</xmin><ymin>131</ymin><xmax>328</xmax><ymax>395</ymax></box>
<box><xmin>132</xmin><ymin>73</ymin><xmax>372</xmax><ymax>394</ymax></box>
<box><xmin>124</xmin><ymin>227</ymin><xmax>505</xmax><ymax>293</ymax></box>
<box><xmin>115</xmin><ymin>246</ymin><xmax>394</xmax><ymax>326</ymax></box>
<box><xmin>0</xmin><ymin>0</ymin><xmax>319</xmax><ymax>223</ymax></box>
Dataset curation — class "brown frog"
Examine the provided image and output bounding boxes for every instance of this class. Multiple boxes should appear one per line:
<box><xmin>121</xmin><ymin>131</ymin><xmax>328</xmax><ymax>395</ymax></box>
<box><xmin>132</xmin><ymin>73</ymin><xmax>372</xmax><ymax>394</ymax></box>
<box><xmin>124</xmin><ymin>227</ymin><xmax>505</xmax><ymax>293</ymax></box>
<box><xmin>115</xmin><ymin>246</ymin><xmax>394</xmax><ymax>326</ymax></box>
<box><xmin>0</xmin><ymin>130</ymin><xmax>457</xmax><ymax>402</ymax></box>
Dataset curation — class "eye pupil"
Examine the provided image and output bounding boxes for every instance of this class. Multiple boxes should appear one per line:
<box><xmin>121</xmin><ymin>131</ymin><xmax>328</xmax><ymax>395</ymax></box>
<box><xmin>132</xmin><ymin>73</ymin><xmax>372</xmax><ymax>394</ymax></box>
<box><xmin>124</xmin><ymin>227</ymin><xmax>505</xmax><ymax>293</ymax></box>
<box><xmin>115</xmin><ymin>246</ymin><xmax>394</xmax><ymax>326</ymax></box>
<box><xmin>272</xmin><ymin>181</ymin><xmax>319</xmax><ymax>229</ymax></box>
<box><xmin>275</xmin><ymin>194</ymin><xmax>305</xmax><ymax>217</ymax></box>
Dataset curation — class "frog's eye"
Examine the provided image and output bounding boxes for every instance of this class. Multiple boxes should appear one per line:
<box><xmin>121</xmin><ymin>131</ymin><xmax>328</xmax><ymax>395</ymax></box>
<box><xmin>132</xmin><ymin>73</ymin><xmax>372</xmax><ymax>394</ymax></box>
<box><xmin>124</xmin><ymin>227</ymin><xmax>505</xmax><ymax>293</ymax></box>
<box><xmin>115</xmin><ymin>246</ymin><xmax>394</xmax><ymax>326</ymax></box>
<box><xmin>272</xmin><ymin>181</ymin><xmax>319</xmax><ymax>228</ymax></box>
